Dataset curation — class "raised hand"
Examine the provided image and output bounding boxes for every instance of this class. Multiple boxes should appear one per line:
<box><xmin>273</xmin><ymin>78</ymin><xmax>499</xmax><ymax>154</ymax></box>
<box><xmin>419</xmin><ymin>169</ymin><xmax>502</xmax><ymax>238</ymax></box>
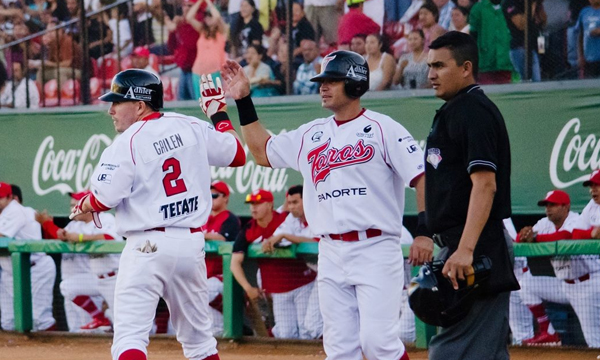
<box><xmin>220</xmin><ymin>60</ymin><xmax>251</xmax><ymax>100</ymax></box>
<box><xmin>199</xmin><ymin>73</ymin><xmax>227</xmax><ymax>118</ymax></box>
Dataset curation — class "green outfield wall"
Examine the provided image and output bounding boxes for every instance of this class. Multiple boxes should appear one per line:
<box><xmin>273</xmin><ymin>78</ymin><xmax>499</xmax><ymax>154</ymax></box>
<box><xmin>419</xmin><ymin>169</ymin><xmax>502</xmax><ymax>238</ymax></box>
<box><xmin>1</xmin><ymin>82</ymin><xmax>599</xmax><ymax>216</ymax></box>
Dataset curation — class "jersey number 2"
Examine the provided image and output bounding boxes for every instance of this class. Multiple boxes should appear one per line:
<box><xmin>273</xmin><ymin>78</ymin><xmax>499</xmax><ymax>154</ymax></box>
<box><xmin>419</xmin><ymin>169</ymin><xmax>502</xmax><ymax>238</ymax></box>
<box><xmin>162</xmin><ymin>158</ymin><xmax>187</xmax><ymax>196</ymax></box>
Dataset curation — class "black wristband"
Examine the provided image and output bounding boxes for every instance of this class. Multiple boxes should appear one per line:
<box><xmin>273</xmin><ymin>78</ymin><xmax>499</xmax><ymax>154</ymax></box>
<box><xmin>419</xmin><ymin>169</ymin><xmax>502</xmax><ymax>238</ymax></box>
<box><xmin>210</xmin><ymin>112</ymin><xmax>230</xmax><ymax>126</ymax></box>
<box><xmin>234</xmin><ymin>95</ymin><xmax>259</xmax><ymax>126</ymax></box>
<box><xmin>415</xmin><ymin>211</ymin><xmax>433</xmax><ymax>238</ymax></box>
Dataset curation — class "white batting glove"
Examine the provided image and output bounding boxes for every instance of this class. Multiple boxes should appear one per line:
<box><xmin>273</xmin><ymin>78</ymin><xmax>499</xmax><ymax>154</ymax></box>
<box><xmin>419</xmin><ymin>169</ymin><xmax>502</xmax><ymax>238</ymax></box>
<box><xmin>199</xmin><ymin>74</ymin><xmax>227</xmax><ymax>118</ymax></box>
<box><xmin>69</xmin><ymin>193</ymin><xmax>103</xmax><ymax>228</ymax></box>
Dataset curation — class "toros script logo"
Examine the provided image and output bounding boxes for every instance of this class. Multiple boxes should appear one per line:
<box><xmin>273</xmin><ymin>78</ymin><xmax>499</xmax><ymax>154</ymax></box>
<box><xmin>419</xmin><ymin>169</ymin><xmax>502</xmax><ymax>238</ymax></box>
<box><xmin>307</xmin><ymin>139</ymin><xmax>375</xmax><ymax>187</ymax></box>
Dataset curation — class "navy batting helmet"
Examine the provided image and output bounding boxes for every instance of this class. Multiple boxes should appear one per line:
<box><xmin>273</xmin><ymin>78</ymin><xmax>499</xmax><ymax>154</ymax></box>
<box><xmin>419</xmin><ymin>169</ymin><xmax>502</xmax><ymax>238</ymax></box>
<box><xmin>99</xmin><ymin>69</ymin><xmax>163</xmax><ymax>110</ymax></box>
<box><xmin>310</xmin><ymin>50</ymin><xmax>369</xmax><ymax>99</ymax></box>
<box><xmin>408</xmin><ymin>256</ymin><xmax>492</xmax><ymax>327</ymax></box>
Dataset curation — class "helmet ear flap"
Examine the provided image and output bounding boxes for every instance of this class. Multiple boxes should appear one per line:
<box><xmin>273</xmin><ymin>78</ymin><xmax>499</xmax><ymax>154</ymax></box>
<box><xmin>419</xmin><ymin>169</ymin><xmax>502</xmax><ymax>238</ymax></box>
<box><xmin>344</xmin><ymin>78</ymin><xmax>368</xmax><ymax>99</ymax></box>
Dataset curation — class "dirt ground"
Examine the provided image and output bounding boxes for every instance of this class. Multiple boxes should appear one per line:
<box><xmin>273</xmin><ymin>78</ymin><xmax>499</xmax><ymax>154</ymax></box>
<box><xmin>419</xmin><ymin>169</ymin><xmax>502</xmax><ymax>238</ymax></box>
<box><xmin>1</xmin><ymin>332</ymin><xmax>599</xmax><ymax>360</ymax></box>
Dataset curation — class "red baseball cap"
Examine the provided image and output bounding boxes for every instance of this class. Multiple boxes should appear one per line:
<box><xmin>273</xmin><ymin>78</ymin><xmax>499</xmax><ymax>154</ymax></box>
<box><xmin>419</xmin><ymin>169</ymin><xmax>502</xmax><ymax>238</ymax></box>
<box><xmin>0</xmin><ymin>182</ymin><xmax>13</xmax><ymax>198</ymax></box>
<box><xmin>537</xmin><ymin>190</ymin><xmax>570</xmax><ymax>206</ymax></box>
<box><xmin>583</xmin><ymin>169</ymin><xmax>600</xmax><ymax>187</ymax></box>
<box><xmin>245</xmin><ymin>189</ymin><xmax>274</xmax><ymax>204</ymax></box>
<box><xmin>132</xmin><ymin>46</ymin><xmax>150</xmax><ymax>58</ymax></box>
<box><xmin>69</xmin><ymin>190</ymin><xmax>91</xmax><ymax>201</ymax></box>
<box><xmin>210</xmin><ymin>181</ymin><xmax>230</xmax><ymax>196</ymax></box>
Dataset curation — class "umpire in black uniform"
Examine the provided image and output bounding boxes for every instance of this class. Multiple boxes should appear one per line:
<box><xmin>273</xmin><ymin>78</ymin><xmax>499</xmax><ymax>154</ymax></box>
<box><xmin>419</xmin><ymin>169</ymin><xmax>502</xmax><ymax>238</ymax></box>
<box><xmin>423</xmin><ymin>31</ymin><xmax>520</xmax><ymax>359</ymax></box>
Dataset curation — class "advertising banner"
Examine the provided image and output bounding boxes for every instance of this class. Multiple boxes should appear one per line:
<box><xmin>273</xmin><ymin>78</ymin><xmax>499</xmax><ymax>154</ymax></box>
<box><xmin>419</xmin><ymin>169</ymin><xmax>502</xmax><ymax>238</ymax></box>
<box><xmin>1</xmin><ymin>87</ymin><xmax>598</xmax><ymax>217</ymax></box>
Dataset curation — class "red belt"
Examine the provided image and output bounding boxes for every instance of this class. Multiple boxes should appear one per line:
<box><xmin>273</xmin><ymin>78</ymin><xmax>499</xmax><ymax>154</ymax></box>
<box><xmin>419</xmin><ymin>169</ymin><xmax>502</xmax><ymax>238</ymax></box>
<box><xmin>98</xmin><ymin>271</ymin><xmax>117</xmax><ymax>279</ymax></box>
<box><xmin>327</xmin><ymin>229</ymin><xmax>382</xmax><ymax>241</ymax></box>
<box><xmin>145</xmin><ymin>227</ymin><xmax>203</xmax><ymax>233</ymax></box>
<box><xmin>564</xmin><ymin>273</ymin><xmax>590</xmax><ymax>284</ymax></box>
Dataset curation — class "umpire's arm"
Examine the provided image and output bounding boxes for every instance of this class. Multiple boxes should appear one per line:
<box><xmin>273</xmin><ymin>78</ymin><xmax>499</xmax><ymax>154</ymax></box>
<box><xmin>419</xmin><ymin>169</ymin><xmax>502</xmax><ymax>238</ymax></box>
<box><xmin>442</xmin><ymin>170</ymin><xmax>496</xmax><ymax>289</ymax></box>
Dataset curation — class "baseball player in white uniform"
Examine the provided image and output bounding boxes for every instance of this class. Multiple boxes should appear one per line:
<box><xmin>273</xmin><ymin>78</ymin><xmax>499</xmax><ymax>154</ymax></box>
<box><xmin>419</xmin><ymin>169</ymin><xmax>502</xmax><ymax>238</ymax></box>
<box><xmin>516</xmin><ymin>190</ymin><xmax>577</xmax><ymax>346</ymax></box>
<box><xmin>262</xmin><ymin>185</ymin><xmax>322</xmax><ymax>339</ymax></box>
<box><xmin>61</xmin><ymin>191</ymin><xmax>122</xmax><ymax>331</ymax></box>
<box><xmin>569</xmin><ymin>170</ymin><xmax>600</xmax><ymax>348</ymax></box>
<box><xmin>398</xmin><ymin>226</ymin><xmax>416</xmax><ymax>344</ymax></box>
<box><xmin>220</xmin><ymin>50</ymin><xmax>432</xmax><ymax>360</ymax></box>
<box><xmin>0</xmin><ymin>182</ymin><xmax>56</xmax><ymax>331</ymax></box>
<box><xmin>503</xmin><ymin>217</ymin><xmax>534</xmax><ymax>345</ymax></box>
<box><xmin>70</xmin><ymin>69</ymin><xmax>245</xmax><ymax>360</ymax></box>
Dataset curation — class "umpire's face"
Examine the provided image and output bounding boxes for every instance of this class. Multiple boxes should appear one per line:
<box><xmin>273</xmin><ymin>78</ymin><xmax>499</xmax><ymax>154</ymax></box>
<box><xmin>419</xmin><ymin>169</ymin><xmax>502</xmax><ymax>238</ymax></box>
<box><xmin>427</xmin><ymin>47</ymin><xmax>472</xmax><ymax>101</ymax></box>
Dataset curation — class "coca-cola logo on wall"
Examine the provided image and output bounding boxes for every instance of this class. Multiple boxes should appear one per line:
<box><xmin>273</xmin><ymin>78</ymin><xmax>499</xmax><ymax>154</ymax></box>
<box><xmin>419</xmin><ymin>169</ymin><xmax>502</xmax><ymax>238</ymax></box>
<box><xmin>32</xmin><ymin>135</ymin><xmax>114</xmax><ymax>195</ymax></box>
<box><xmin>550</xmin><ymin>118</ymin><xmax>600</xmax><ymax>188</ymax></box>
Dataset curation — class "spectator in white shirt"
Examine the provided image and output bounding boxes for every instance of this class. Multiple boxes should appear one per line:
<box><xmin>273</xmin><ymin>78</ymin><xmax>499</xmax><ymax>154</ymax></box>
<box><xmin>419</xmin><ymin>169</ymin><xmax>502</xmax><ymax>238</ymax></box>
<box><xmin>0</xmin><ymin>61</ymin><xmax>39</xmax><ymax>108</ymax></box>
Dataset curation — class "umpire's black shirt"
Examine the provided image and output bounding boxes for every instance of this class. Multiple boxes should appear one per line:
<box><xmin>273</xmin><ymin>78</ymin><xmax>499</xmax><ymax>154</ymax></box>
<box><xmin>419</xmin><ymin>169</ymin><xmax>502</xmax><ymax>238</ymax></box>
<box><xmin>425</xmin><ymin>84</ymin><xmax>511</xmax><ymax>233</ymax></box>
<box><xmin>425</xmin><ymin>84</ymin><xmax>517</xmax><ymax>294</ymax></box>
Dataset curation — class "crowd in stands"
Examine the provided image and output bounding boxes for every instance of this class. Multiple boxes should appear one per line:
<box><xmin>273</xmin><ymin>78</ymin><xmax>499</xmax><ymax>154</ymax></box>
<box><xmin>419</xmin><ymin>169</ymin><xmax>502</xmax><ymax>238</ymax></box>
<box><xmin>0</xmin><ymin>0</ymin><xmax>599</xmax><ymax>108</ymax></box>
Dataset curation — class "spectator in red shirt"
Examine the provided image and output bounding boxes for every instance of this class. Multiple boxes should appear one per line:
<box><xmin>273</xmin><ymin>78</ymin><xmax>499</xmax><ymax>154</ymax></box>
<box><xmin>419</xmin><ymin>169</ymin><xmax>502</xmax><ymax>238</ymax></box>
<box><xmin>167</xmin><ymin>0</ymin><xmax>199</xmax><ymax>100</ymax></box>
<box><xmin>338</xmin><ymin>0</ymin><xmax>381</xmax><ymax>50</ymax></box>
<box><xmin>230</xmin><ymin>189</ymin><xmax>317</xmax><ymax>339</ymax></box>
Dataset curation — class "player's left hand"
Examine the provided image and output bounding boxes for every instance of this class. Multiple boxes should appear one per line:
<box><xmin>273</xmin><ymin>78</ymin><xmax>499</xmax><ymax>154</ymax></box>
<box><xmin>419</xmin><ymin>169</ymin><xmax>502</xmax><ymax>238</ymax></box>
<box><xmin>409</xmin><ymin>236</ymin><xmax>434</xmax><ymax>265</ymax></box>
<box><xmin>220</xmin><ymin>60</ymin><xmax>251</xmax><ymax>100</ymax></box>
<box><xmin>442</xmin><ymin>247</ymin><xmax>474</xmax><ymax>290</ymax></box>
<box><xmin>63</xmin><ymin>231</ymin><xmax>79</xmax><ymax>243</ymax></box>
<box><xmin>199</xmin><ymin>74</ymin><xmax>227</xmax><ymax>118</ymax></box>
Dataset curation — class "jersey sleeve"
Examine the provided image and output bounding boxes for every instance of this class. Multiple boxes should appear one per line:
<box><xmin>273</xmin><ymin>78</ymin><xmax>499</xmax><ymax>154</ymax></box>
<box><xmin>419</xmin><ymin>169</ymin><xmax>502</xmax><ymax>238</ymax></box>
<box><xmin>273</xmin><ymin>213</ymin><xmax>293</xmax><ymax>236</ymax></box>
<box><xmin>202</xmin><ymin>122</ymin><xmax>239</xmax><ymax>167</ymax></box>
<box><xmin>573</xmin><ymin>203</ymin><xmax>592</xmax><ymax>230</ymax></box>
<box><xmin>448</xmin><ymin>99</ymin><xmax>499</xmax><ymax>174</ymax></box>
<box><xmin>221</xmin><ymin>213</ymin><xmax>241</xmax><ymax>242</ymax></box>
<box><xmin>266</xmin><ymin>126</ymin><xmax>308</xmax><ymax>171</ymax></box>
<box><xmin>91</xmin><ymin>135</ymin><xmax>136</xmax><ymax>209</ymax></box>
<box><xmin>0</xmin><ymin>204</ymin><xmax>26</xmax><ymax>238</ymax></box>
<box><xmin>383</xmin><ymin>118</ymin><xmax>425</xmax><ymax>186</ymax></box>
<box><xmin>232</xmin><ymin>223</ymin><xmax>250</xmax><ymax>253</ymax></box>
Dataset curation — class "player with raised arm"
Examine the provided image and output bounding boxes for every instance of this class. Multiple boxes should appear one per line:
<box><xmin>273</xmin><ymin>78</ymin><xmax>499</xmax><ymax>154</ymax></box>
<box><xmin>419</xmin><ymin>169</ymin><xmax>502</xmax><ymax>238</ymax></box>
<box><xmin>215</xmin><ymin>50</ymin><xmax>432</xmax><ymax>360</ymax></box>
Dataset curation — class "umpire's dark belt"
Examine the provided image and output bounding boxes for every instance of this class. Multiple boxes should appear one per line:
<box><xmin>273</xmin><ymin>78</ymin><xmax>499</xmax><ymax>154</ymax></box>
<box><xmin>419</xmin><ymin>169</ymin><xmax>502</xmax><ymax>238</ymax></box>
<box><xmin>326</xmin><ymin>229</ymin><xmax>382</xmax><ymax>241</ymax></box>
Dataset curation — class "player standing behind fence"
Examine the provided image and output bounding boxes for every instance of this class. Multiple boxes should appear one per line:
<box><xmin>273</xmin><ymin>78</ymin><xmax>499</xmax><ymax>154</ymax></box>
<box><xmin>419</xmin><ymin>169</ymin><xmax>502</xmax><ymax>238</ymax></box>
<box><xmin>215</xmin><ymin>50</ymin><xmax>433</xmax><ymax>360</ymax></box>
<box><xmin>0</xmin><ymin>182</ymin><xmax>57</xmax><ymax>332</ymax></box>
<box><xmin>201</xmin><ymin>180</ymin><xmax>241</xmax><ymax>336</ymax></box>
<box><xmin>424</xmin><ymin>31</ymin><xmax>520</xmax><ymax>360</ymax></box>
<box><xmin>262</xmin><ymin>184</ymin><xmax>323</xmax><ymax>339</ymax></box>
<box><xmin>70</xmin><ymin>69</ymin><xmax>245</xmax><ymax>360</ymax></box>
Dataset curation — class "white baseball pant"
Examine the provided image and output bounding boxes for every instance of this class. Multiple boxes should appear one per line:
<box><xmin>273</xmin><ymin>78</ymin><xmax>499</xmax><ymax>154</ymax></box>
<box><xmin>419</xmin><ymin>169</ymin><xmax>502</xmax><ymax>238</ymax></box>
<box><xmin>318</xmin><ymin>235</ymin><xmax>406</xmax><ymax>360</ymax></box>
<box><xmin>111</xmin><ymin>229</ymin><xmax>217</xmax><ymax>360</ymax></box>
<box><xmin>271</xmin><ymin>281</ymin><xmax>314</xmax><ymax>339</ymax></box>
<box><xmin>562</xmin><ymin>271</ymin><xmax>600</xmax><ymax>348</ymax></box>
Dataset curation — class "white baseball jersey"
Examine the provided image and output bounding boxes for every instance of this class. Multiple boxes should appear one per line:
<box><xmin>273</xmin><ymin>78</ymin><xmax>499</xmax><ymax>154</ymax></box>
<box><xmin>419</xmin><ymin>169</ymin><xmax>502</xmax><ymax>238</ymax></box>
<box><xmin>64</xmin><ymin>213</ymin><xmax>122</xmax><ymax>275</ymax></box>
<box><xmin>266</xmin><ymin>109</ymin><xmax>424</xmax><ymax>237</ymax></box>
<box><xmin>0</xmin><ymin>200</ymin><xmax>44</xmax><ymax>262</ymax></box>
<box><xmin>274</xmin><ymin>213</ymin><xmax>316</xmax><ymax>246</ymax></box>
<box><xmin>544</xmin><ymin>211</ymin><xmax>600</xmax><ymax>279</ymax></box>
<box><xmin>574</xmin><ymin>199</ymin><xmax>600</xmax><ymax>231</ymax></box>
<box><xmin>91</xmin><ymin>112</ymin><xmax>239</xmax><ymax>236</ymax></box>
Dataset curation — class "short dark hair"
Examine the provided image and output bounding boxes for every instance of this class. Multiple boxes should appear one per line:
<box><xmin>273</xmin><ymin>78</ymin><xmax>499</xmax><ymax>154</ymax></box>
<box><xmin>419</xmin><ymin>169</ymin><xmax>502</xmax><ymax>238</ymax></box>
<box><xmin>453</xmin><ymin>5</ymin><xmax>469</xmax><ymax>17</ymax></box>
<box><xmin>429</xmin><ymin>31</ymin><xmax>478</xmax><ymax>78</ymax></box>
<box><xmin>287</xmin><ymin>185</ymin><xmax>303</xmax><ymax>198</ymax></box>
<box><xmin>420</xmin><ymin>2</ymin><xmax>439</xmax><ymax>22</ymax></box>
<box><xmin>10</xmin><ymin>184</ymin><xmax>22</xmax><ymax>204</ymax></box>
